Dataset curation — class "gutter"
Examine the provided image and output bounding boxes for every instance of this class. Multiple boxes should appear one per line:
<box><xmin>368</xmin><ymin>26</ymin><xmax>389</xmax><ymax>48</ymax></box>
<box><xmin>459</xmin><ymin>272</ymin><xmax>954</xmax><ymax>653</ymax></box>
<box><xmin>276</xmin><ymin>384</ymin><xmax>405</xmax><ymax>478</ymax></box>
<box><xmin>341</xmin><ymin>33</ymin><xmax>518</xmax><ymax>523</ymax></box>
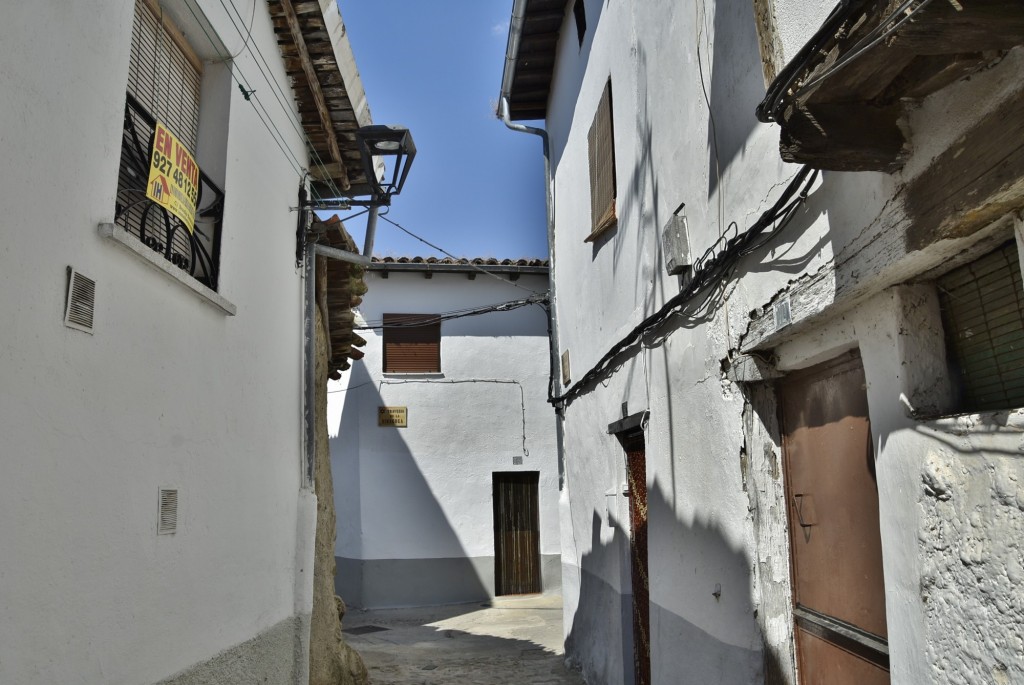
<box><xmin>498</xmin><ymin>0</ymin><xmax>530</xmax><ymax>114</ymax></box>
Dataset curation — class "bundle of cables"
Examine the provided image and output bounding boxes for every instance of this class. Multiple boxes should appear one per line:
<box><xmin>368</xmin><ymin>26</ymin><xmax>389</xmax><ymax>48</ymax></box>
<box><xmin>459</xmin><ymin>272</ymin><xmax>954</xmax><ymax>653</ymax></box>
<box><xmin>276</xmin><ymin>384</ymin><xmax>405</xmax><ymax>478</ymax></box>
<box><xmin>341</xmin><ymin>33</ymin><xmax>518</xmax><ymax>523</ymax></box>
<box><xmin>550</xmin><ymin>165</ymin><xmax>819</xmax><ymax>407</ymax></box>
<box><xmin>354</xmin><ymin>294</ymin><xmax>547</xmax><ymax>331</ymax></box>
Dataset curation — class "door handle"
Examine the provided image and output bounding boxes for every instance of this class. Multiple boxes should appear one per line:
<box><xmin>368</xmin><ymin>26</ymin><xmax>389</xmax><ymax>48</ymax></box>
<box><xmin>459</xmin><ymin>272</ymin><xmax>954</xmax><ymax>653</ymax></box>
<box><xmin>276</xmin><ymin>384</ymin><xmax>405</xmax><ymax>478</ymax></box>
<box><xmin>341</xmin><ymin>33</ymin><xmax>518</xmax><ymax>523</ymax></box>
<box><xmin>793</xmin><ymin>493</ymin><xmax>816</xmax><ymax>527</ymax></box>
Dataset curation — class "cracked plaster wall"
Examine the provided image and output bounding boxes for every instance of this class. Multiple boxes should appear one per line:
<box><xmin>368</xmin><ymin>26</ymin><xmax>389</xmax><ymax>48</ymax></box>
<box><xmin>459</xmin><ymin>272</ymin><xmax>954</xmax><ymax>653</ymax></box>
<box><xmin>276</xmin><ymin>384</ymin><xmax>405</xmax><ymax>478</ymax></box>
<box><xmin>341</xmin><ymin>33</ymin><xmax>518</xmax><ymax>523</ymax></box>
<box><xmin>918</xmin><ymin>425</ymin><xmax>1024</xmax><ymax>685</ymax></box>
<box><xmin>534</xmin><ymin>0</ymin><xmax>1024</xmax><ymax>682</ymax></box>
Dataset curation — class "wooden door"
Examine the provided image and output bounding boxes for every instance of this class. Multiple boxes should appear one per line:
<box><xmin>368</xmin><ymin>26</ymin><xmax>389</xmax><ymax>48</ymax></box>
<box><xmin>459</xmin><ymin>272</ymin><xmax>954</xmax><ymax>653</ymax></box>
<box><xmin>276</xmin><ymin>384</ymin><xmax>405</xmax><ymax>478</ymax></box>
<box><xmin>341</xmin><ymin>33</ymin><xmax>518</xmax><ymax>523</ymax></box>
<box><xmin>622</xmin><ymin>430</ymin><xmax>650</xmax><ymax>685</ymax></box>
<box><xmin>780</xmin><ymin>351</ymin><xmax>890</xmax><ymax>684</ymax></box>
<box><xmin>493</xmin><ymin>472</ymin><xmax>541</xmax><ymax>595</ymax></box>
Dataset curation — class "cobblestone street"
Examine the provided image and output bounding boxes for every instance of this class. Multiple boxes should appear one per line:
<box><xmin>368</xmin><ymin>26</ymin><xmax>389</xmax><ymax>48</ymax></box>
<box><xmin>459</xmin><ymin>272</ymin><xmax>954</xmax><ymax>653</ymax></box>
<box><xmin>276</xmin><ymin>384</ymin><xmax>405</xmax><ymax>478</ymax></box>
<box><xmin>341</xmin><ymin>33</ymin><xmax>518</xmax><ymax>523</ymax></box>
<box><xmin>343</xmin><ymin>595</ymin><xmax>586</xmax><ymax>684</ymax></box>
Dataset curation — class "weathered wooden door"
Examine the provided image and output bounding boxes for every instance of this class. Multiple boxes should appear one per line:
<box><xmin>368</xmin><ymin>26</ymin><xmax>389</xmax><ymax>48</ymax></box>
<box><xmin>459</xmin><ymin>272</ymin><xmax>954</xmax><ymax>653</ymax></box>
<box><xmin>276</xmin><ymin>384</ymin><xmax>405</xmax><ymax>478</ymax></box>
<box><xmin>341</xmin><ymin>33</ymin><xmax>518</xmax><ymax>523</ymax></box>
<box><xmin>622</xmin><ymin>430</ymin><xmax>650</xmax><ymax>685</ymax></box>
<box><xmin>493</xmin><ymin>472</ymin><xmax>541</xmax><ymax>595</ymax></box>
<box><xmin>780</xmin><ymin>351</ymin><xmax>890</xmax><ymax>684</ymax></box>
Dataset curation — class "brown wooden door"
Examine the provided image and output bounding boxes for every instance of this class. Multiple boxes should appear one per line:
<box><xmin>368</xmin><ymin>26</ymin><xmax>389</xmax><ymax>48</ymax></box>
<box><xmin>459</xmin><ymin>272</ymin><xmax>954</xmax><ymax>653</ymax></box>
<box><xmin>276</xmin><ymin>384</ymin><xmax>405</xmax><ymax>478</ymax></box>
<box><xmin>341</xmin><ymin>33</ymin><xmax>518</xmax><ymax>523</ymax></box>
<box><xmin>622</xmin><ymin>430</ymin><xmax>650</xmax><ymax>685</ymax></box>
<box><xmin>493</xmin><ymin>472</ymin><xmax>541</xmax><ymax>595</ymax></box>
<box><xmin>780</xmin><ymin>351</ymin><xmax>890</xmax><ymax>684</ymax></box>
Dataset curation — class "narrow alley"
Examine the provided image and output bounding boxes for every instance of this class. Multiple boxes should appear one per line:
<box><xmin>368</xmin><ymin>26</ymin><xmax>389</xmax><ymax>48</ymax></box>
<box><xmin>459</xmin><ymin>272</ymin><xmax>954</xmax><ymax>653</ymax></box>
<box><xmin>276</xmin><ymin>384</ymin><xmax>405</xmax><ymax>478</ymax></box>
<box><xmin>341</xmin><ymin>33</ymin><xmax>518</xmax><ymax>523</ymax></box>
<box><xmin>343</xmin><ymin>595</ymin><xmax>585</xmax><ymax>685</ymax></box>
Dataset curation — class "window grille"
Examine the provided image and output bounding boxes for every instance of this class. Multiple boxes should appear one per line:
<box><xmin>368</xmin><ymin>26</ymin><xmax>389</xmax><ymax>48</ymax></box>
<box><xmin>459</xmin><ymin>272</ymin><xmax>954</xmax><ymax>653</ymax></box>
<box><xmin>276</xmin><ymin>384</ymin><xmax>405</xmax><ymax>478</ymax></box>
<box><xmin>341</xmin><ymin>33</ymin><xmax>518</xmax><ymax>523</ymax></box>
<box><xmin>114</xmin><ymin>0</ymin><xmax>224</xmax><ymax>290</ymax></box>
<box><xmin>586</xmin><ymin>79</ymin><xmax>617</xmax><ymax>242</ymax></box>
<box><xmin>382</xmin><ymin>314</ymin><xmax>441</xmax><ymax>373</ymax></box>
<box><xmin>938</xmin><ymin>240</ymin><xmax>1024</xmax><ymax>412</ymax></box>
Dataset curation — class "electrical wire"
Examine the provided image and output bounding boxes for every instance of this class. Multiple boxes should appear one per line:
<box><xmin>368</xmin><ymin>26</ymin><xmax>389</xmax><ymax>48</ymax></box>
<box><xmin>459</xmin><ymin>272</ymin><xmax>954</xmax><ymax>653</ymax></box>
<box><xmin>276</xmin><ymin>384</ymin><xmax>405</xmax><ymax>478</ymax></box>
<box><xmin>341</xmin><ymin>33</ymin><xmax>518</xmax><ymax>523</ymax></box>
<box><xmin>353</xmin><ymin>295</ymin><xmax>547</xmax><ymax>330</ymax></box>
<box><xmin>329</xmin><ymin>378</ymin><xmax>532</xmax><ymax>458</ymax></box>
<box><xmin>181</xmin><ymin>0</ymin><xmax>308</xmax><ymax>181</ymax></box>
<box><xmin>549</xmin><ymin>166</ymin><xmax>819</xmax><ymax>408</ymax></box>
<box><xmin>214</xmin><ymin>0</ymin><xmax>345</xmax><ymax>200</ymax></box>
<box><xmin>183</xmin><ymin>0</ymin><xmax>346</xmax><ymax>200</ymax></box>
<box><xmin>378</xmin><ymin>214</ymin><xmax>549</xmax><ymax>295</ymax></box>
<box><xmin>795</xmin><ymin>0</ymin><xmax>936</xmax><ymax>94</ymax></box>
<box><xmin>695</xmin><ymin>0</ymin><xmax>724</xmax><ymax>236</ymax></box>
<box><xmin>217</xmin><ymin>0</ymin><xmax>256</xmax><ymax>62</ymax></box>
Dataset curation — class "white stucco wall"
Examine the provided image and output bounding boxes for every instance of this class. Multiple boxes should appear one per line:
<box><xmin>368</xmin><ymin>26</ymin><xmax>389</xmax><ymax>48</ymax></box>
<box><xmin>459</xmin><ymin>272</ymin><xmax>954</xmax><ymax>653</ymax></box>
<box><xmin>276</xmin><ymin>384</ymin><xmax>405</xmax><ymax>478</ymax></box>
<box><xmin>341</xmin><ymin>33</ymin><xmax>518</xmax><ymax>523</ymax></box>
<box><xmin>328</xmin><ymin>270</ymin><xmax>560</xmax><ymax>606</ymax></box>
<box><xmin>0</xmin><ymin>2</ymin><xmax>319</xmax><ymax>683</ymax></box>
<box><xmin>525</xmin><ymin>0</ymin><xmax>1024</xmax><ymax>683</ymax></box>
<box><xmin>771</xmin><ymin>0</ymin><xmax>836</xmax><ymax>65</ymax></box>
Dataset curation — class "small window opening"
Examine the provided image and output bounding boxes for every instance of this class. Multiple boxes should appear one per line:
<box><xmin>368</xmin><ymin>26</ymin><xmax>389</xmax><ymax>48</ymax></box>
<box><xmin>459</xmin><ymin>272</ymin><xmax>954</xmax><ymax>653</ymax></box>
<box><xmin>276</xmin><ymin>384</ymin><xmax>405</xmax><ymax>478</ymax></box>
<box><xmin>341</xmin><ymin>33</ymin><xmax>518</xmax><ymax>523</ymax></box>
<box><xmin>937</xmin><ymin>240</ymin><xmax>1024</xmax><ymax>413</ymax></box>
<box><xmin>574</xmin><ymin>0</ymin><xmax>587</xmax><ymax>48</ymax></box>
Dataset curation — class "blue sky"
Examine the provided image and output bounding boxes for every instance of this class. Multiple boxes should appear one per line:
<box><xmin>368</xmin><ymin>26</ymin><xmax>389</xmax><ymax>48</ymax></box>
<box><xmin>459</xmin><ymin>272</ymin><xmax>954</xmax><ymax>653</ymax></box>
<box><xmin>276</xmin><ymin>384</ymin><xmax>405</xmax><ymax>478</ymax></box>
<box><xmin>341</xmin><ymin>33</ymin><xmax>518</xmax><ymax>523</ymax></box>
<box><xmin>335</xmin><ymin>0</ymin><xmax>549</xmax><ymax>260</ymax></box>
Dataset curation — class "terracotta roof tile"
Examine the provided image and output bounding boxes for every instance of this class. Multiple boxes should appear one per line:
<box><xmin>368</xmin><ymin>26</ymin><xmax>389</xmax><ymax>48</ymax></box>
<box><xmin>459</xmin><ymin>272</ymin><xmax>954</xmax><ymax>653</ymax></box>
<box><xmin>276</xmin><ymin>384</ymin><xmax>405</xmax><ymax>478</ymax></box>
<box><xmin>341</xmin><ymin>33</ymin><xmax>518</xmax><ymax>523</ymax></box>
<box><xmin>372</xmin><ymin>256</ymin><xmax>548</xmax><ymax>267</ymax></box>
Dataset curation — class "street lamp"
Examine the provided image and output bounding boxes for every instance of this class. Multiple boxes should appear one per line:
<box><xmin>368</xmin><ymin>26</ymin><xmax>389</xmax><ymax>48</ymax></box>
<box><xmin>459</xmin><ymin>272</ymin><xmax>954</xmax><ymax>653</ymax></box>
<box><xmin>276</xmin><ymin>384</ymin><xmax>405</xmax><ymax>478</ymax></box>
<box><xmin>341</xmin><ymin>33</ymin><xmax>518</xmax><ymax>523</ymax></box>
<box><xmin>355</xmin><ymin>124</ymin><xmax>416</xmax><ymax>205</ymax></box>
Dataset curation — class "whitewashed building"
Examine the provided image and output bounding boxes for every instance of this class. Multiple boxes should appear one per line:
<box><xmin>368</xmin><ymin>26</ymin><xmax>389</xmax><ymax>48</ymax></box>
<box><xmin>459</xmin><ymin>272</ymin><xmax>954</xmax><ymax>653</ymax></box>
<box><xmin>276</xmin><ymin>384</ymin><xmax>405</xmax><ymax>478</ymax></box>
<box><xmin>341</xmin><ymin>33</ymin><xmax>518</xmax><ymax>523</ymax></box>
<box><xmin>0</xmin><ymin>1</ymin><xmax>380</xmax><ymax>683</ymax></box>
<box><xmin>499</xmin><ymin>1</ymin><xmax>1024</xmax><ymax>684</ymax></box>
<box><xmin>329</xmin><ymin>258</ymin><xmax>561</xmax><ymax>608</ymax></box>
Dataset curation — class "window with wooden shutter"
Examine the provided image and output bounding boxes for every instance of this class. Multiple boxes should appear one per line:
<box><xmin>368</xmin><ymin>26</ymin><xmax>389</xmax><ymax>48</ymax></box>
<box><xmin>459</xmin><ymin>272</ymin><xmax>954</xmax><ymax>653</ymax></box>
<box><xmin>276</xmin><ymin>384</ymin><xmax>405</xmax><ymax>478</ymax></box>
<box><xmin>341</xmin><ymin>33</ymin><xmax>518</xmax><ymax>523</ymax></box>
<box><xmin>114</xmin><ymin>0</ymin><xmax>225</xmax><ymax>291</ymax></box>
<box><xmin>383</xmin><ymin>314</ymin><xmax>441</xmax><ymax>373</ymax></box>
<box><xmin>938</xmin><ymin>240</ymin><xmax>1024</xmax><ymax>412</ymax></box>
<box><xmin>586</xmin><ymin>79</ymin><xmax>617</xmax><ymax>242</ymax></box>
<box><xmin>128</xmin><ymin>0</ymin><xmax>202</xmax><ymax>151</ymax></box>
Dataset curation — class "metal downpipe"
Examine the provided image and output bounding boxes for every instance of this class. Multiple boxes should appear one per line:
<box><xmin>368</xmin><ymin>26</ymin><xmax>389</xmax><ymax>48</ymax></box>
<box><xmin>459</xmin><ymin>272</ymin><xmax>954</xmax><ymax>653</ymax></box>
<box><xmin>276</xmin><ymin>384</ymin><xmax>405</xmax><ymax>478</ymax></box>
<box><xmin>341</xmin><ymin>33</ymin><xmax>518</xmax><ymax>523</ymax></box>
<box><xmin>362</xmin><ymin>205</ymin><xmax>380</xmax><ymax>258</ymax></box>
<box><xmin>499</xmin><ymin>96</ymin><xmax>567</xmax><ymax>485</ymax></box>
<box><xmin>303</xmin><ymin>239</ymin><xmax>316</xmax><ymax>487</ymax></box>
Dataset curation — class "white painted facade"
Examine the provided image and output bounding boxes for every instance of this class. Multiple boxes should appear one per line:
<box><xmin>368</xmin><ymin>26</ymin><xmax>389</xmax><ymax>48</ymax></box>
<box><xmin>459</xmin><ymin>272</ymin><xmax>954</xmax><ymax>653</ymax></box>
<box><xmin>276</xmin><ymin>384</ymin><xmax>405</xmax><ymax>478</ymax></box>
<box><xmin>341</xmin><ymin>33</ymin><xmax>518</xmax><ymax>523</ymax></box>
<box><xmin>0</xmin><ymin>2</ymin><xmax>364</xmax><ymax>683</ymax></box>
<box><xmin>501</xmin><ymin>1</ymin><xmax>1024</xmax><ymax>684</ymax></box>
<box><xmin>329</xmin><ymin>267</ymin><xmax>561</xmax><ymax>608</ymax></box>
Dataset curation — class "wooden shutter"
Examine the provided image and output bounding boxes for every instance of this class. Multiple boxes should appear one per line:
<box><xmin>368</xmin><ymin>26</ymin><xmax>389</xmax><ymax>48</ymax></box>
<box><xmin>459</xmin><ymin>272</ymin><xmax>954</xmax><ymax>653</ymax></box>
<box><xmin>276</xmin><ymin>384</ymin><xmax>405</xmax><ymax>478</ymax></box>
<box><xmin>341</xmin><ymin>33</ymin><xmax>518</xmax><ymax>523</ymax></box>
<box><xmin>586</xmin><ymin>79</ymin><xmax>617</xmax><ymax>241</ymax></box>
<box><xmin>938</xmin><ymin>240</ymin><xmax>1024</xmax><ymax>412</ymax></box>
<box><xmin>128</xmin><ymin>0</ymin><xmax>202</xmax><ymax>151</ymax></box>
<box><xmin>382</xmin><ymin>314</ymin><xmax>441</xmax><ymax>373</ymax></box>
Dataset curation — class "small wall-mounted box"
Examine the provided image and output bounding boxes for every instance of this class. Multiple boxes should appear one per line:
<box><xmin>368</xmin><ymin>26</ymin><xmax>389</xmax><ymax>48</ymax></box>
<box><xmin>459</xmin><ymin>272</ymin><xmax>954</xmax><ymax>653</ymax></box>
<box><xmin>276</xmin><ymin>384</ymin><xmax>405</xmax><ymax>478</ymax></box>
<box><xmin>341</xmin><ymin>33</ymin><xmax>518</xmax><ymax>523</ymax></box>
<box><xmin>662</xmin><ymin>214</ymin><xmax>691</xmax><ymax>277</ymax></box>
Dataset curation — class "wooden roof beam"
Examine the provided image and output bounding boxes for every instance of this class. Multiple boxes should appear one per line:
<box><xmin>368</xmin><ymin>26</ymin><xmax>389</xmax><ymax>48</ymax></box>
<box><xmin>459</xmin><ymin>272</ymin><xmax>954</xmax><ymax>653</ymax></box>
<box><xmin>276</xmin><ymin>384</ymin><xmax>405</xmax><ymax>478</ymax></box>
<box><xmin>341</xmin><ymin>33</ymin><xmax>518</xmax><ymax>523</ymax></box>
<box><xmin>278</xmin><ymin>0</ymin><xmax>350</xmax><ymax>190</ymax></box>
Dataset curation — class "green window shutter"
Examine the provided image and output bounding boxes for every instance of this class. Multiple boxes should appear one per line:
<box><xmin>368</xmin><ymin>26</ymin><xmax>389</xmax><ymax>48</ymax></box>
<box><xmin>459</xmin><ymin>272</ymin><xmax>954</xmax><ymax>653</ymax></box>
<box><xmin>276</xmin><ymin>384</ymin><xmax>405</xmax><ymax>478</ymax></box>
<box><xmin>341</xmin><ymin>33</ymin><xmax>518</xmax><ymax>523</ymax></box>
<box><xmin>938</xmin><ymin>241</ymin><xmax>1024</xmax><ymax>412</ymax></box>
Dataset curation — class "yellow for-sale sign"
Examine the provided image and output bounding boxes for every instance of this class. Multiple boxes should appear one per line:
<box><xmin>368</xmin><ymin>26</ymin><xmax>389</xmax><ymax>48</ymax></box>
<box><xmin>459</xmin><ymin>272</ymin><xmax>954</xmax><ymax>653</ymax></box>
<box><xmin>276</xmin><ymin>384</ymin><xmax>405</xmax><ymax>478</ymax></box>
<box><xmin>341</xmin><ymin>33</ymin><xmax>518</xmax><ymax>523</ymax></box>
<box><xmin>145</xmin><ymin>121</ymin><xmax>200</xmax><ymax>234</ymax></box>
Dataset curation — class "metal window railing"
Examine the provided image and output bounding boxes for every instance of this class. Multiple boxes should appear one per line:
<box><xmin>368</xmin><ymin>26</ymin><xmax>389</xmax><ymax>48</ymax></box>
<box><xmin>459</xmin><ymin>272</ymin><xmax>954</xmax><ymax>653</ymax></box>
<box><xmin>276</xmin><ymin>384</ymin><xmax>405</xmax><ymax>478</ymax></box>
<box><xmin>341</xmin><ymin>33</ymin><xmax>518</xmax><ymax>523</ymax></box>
<box><xmin>115</xmin><ymin>92</ymin><xmax>224</xmax><ymax>290</ymax></box>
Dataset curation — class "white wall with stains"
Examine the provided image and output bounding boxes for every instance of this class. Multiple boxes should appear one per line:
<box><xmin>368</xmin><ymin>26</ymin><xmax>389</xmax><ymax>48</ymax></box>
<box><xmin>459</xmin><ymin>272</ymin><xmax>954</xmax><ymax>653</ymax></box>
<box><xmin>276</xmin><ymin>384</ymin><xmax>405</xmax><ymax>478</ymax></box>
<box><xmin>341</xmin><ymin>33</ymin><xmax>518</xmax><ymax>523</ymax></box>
<box><xmin>328</xmin><ymin>270</ymin><xmax>561</xmax><ymax>608</ymax></box>
<box><xmin>526</xmin><ymin>0</ymin><xmax>1024</xmax><ymax>683</ymax></box>
<box><xmin>0</xmin><ymin>2</ymin><xmax>321</xmax><ymax>683</ymax></box>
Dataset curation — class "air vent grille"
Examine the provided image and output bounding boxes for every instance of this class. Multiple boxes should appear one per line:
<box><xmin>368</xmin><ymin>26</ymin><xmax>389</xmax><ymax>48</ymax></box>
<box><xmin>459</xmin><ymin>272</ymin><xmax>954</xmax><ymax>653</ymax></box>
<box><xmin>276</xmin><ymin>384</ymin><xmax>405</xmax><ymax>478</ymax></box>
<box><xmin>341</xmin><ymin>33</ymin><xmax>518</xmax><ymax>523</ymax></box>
<box><xmin>774</xmin><ymin>296</ymin><xmax>792</xmax><ymax>331</ymax></box>
<box><xmin>513</xmin><ymin>456</ymin><xmax>524</xmax><ymax>466</ymax></box>
<box><xmin>158</xmin><ymin>488</ymin><xmax>178</xmax><ymax>535</ymax></box>
<box><xmin>64</xmin><ymin>268</ymin><xmax>96</xmax><ymax>333</ymax></box>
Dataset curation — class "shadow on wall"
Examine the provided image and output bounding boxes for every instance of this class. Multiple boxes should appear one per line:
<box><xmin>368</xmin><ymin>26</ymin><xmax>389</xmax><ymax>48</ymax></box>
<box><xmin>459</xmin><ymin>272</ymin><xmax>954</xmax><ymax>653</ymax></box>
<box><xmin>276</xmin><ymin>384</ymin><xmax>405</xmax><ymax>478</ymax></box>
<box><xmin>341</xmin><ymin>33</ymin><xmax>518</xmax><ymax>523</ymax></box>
<box><xmin>706</xmin><ymin>0</ymin><xmax>766</xmax><ymax>199</ymax></box>
<box><xmin>332</xmin><ymin>362</ymin><xmax>489</xmax><ymax>610</ymax></box>
<box><xmin>564</xmin><ymin>481</ymin><xmax>787</xmax><ymax>685</ymax></box>
<box><xmin>548</xmin><ymin>0</ymin><xmax>605</xmax><ymax>173</ymax></box>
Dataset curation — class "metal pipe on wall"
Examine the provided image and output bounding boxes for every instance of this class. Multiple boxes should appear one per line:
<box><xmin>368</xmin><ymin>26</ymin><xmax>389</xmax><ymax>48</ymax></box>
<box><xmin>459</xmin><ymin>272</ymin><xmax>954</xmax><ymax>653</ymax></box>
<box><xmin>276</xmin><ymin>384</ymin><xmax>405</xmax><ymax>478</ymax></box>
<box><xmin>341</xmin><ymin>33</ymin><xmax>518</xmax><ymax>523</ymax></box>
<box><xmin>499</xmin><ymin>97</ymin><xmax>567</xmax><ymax>486</ymax></box>
<box><xmin>314</xmin><ymin>242</ymin><xmax>372</xmax><ymax>266</ymax></box>
<box><xmin>303</xmin><ymin>239</ymin><xmax>316</xmax><ymax>488</ymax></box>
<box><xmin>362</xmin><ymin>206</ymin><xmax>380</xmax><ymax>258</ymax></box>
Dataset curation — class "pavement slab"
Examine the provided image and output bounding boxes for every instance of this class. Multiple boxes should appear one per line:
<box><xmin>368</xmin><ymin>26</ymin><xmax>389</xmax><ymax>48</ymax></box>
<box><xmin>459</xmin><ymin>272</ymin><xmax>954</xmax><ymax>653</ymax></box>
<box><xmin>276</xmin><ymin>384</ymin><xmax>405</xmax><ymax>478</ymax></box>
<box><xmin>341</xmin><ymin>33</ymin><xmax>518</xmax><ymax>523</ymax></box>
<box><xmin>343</xmin><ymin>595</ymin><xmax>586</xmax><ymax>685</ymax></box>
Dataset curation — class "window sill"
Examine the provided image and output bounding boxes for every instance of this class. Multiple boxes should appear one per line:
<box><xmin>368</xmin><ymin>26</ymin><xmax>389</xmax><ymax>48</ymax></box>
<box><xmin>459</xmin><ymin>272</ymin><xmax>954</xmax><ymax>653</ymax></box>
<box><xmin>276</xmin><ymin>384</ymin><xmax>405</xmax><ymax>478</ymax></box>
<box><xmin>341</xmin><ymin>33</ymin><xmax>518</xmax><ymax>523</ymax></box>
<box><xmin>98</xmin><ymin>223</ymin><xmax>236</xmax><ymax>316</ymax></box>
<box><xmin>584</xmin><ymin>212</ymin><xmax>618</xmax><ymax>243</ymax></box>
<box><xmin>382</xmin><ymin>372</ymin><xmax>445</xmax><ymax>379</ymax></box>
<box><xmin>915</xmin><ymin>408</ymin><xmax>1024</xmax><ymax>432</ymax></box>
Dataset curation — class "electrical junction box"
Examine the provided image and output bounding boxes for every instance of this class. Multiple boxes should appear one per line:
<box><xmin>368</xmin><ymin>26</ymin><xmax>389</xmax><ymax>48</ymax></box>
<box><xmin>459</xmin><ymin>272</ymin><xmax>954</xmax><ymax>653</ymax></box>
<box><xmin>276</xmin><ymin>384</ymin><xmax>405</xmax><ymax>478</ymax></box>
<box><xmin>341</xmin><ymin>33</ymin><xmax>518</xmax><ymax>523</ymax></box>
<box><xmin>662</xmin><ymin>214</ymin><xmax>691</xmax><ymax>276</ymax></box>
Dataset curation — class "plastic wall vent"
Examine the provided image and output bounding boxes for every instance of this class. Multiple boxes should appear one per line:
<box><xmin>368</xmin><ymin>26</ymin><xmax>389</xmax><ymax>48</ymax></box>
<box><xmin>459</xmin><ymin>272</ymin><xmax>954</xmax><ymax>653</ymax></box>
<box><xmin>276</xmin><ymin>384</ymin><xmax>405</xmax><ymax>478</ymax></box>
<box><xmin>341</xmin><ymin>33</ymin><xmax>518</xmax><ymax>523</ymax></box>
<box><xmin>158</xmin><ymin>488</ymin><xmax>178</xmax><ymax>535</ymax></box>
<box><xmin>64</xmin><ymin>267</ymin><xmax>96</xmax><ymax>333</ymax></box>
